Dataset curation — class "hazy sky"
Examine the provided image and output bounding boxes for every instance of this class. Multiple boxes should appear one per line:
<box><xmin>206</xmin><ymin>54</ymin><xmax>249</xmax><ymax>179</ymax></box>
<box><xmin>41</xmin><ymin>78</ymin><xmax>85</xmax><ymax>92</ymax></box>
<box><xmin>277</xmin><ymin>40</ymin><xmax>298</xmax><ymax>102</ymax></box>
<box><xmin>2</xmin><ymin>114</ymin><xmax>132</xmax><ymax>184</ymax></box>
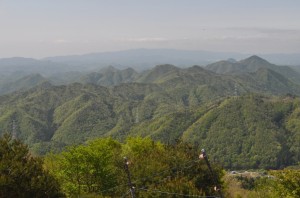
<box><xmin>1</xmin><ymin>0</ymin><xmax>300</xmax><ymax>58</ymax></box>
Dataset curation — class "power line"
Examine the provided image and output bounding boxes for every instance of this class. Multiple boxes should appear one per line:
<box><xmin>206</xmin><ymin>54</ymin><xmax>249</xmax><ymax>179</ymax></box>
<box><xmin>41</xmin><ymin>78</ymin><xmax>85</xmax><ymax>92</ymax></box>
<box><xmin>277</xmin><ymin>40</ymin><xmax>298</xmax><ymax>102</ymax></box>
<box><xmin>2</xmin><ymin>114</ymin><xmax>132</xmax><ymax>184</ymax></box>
<box><xmin>139</xmin><ymin>187</ymin><xmax>220</xmax><ymax>198</ymax></box>
<box><xmin>134</xmin><ymin>159</ymin><xmax>222</xmax><ymax>198</ymax></box>
<box><xmin>98</xmin><ymin>182</ymin><xmax>128</xmax><ymax>194</ymax></box>
<box><xmin>132</xmin><ymin>159</ymin><xmax>199</xmax><ymax>185</ymax></box>
<box><xmin>98</xmin><ymin>156</ymin><xmax>220</xmax><ymax>197</ymax></box>
<box><xmin>97</xmin><ymin>159</ymin><xmax>199</xmax><ymax>196</ymax></box>
<box><xmin>137</xmin><ymin>160</ymin><xmax>199</xmax><ymax>190</ymax></box>
<box><xmin>121</xmin><ymin>189</ymin><xmax>132</xmax><ymax>198</ymax></box>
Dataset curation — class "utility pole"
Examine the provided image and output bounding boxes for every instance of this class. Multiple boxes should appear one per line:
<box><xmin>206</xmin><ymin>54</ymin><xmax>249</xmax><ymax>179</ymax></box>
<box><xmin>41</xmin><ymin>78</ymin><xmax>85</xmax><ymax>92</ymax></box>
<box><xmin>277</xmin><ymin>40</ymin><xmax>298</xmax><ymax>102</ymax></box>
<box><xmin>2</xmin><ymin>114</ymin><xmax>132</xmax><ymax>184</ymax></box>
<box><xmin>199</xmin><ymin>149</ymin><xmax>224</xmax><ymax>198</ymax></box>
<box><xmin>124</xmin><ymin>157</ymin><xmax>136</xmax><ymax>198</ymax></box>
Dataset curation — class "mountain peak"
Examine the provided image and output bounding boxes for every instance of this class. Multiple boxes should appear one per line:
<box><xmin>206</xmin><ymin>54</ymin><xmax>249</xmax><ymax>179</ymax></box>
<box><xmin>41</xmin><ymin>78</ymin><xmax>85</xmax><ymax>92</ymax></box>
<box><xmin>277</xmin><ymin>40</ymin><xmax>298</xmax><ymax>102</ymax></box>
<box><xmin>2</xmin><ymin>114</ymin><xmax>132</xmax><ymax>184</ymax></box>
<box><xmin>99</xmin><ymin>65</ymin><xmax>118</xmax><ymax>73</ymax></box>
<box><xmin>227</xmin><ymin>58</ymin><xmax>237</xmax><ymax>63</ymax></box>
<box><xmin>240</xmin><ymin>55</ymin><xmax>271</xmax><ymax>65</ymax></box>
<box><xmin>153</xmin><ymin>64</ymin><xmax>179</xmax><ymax>73</ymax></box>
<box><xmin>249</xmin><ymin>55</ymin><xmax>261</xmax><ymax>59</ymax></box>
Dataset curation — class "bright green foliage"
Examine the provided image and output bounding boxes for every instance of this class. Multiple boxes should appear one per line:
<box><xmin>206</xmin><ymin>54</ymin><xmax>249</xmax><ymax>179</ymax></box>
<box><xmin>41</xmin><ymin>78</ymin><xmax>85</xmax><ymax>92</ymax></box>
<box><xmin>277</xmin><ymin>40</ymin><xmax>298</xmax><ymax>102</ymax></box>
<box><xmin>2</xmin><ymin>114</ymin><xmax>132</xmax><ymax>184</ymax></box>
<box><xmin>0</xmin><ymin>64</ymin><xmax>300</xmax><ymax>170</ymax></box>
<box><xmin>269</xmin><ymin>169</ymin><xmax>300</xmax><ymax>198</ymax></box>
<box><xmin>0</xmin><ymin>134</ymin><xmax>64</xmax><ymax>198</ymax></box>
<box><xmin>0</xmin><ymin>81</ymin><xmax>299</xmax><ymax>169</ymax></box>
<box><xmin>182</xmin><ymin>95</ymin><xmax>297</xmax><ymax>169</ymax></box>
<box><xmin>286</xmin><ymin>100</ymin><xmax>300</xmax><ymax>162</ymax></box>
<box><xmin>122</xmin><ymin>137</ymin><xmax>171</xmax><ymax>193</ymax></box>
<box><xmin>46</xmin><ymin>138</ymin><xmax>122</xmax><ymax>197</ymax></box>
<box><xmin>47</xmin><ymin>137</ymin><xmax>224</xmax><ymax>197</ymax></box>
<box><xmin>236</xmin><ymin>169</ymin><xmax>300</xmax><ymax>198</ymax></box>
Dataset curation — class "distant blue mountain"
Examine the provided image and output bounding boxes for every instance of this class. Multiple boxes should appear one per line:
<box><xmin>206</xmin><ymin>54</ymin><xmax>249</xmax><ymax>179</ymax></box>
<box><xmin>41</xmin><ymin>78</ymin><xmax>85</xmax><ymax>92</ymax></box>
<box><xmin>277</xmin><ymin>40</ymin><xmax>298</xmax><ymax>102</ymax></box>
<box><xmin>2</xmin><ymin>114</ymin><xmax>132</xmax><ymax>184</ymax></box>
<box><xmin>1</xmin><ymin>49</ymin><xmax>299</xmax><ymax>75</ymax></box>
<box><xmin>43</xmin><ymin>49</ymin><xmax>300</xmax><ymax>69</ymax></box>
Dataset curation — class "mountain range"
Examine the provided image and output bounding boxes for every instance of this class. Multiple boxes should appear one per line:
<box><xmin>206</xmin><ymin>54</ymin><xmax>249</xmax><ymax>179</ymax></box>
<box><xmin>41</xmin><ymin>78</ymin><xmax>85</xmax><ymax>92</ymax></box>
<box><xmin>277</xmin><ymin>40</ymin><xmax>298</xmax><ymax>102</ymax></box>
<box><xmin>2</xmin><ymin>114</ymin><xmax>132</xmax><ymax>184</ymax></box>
<box><xmin>1</xmin><ymin>49</ymin><xmax>300</xmax><ymax>76</ymax></box>
<box><xmin>1</xmin><ymin>55</ymin><xmax>300</xmax><ymax>96</ymax></box>
<box><xmin>43</xmin><ymin>49</ymin><xmax>300</xmax><ymax>68</ymax></box>
<box><xmin>0</xmin><ymin>54</ymin><xmax>300</xmax><ymax>169</ymax></box>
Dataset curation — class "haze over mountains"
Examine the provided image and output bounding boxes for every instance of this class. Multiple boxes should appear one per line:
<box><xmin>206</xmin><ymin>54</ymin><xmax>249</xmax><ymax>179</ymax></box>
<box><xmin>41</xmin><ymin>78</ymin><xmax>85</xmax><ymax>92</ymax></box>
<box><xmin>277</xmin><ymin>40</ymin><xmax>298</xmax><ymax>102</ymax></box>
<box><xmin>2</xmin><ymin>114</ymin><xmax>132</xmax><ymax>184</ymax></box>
<box><xmin>2</xmin><ymin>1</ymin><xmax>300</xmax><ymax>196</ymax></box>
<box><xmin>1</xmin><ymin>49</ymin><xmax>300</xmax><ymax>95</ymax></box>
<box><xmin>1</xmin><ymin>49</ymin><xmax>300</xmax><ymax>74</ymax></box>
<box><xmin>42</xmin><ymin>48</ymin><xmax>300</xmax><ymax>67</ymax></box>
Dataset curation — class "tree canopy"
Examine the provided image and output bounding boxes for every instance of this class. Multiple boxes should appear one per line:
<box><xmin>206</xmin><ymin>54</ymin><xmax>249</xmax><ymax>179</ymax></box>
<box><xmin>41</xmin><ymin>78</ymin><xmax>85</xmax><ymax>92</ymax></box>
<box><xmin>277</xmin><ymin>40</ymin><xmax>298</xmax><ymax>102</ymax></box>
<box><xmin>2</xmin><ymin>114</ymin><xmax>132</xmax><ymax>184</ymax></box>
<box><xmin>45</xmin><ymin>137</ymin><xmax>224</xmax><ymax>197</ymax></box>
<box><xmin>0</xmin><ymin>134</ymin><xmax>64</xmax><ymax>198</ymax></box>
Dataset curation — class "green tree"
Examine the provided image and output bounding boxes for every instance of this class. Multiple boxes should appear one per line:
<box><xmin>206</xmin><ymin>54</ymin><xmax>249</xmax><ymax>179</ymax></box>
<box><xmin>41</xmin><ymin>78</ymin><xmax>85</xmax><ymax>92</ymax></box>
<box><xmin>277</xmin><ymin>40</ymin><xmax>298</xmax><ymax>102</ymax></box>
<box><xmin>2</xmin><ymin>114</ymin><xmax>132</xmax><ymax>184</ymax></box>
<box><xmin>0</xmin><ymin>134</ymin><xmax>64</xmax><ymax>198</ymax></box>
<box><xmin>245</xmin><ymin>169</ymin><xmax>300</xmax><ymax>198</ymax></box>
<box><xmin>47</xmin><ymin>138</ymin><xmax>122</xmax><ymax>197</ymax></box>
<box><xmin>270</xmin><ymin>169</ymin><xmax>300</xmax><ymax>198</ymax></box>
<box><xmin>47</xmin><ymin>137</ymin><xmax>225</xmax><ymax>197</ymax></box>
<box><xmin>123</xmin><ymin>137</ymin><xmax>224</xmax><ymax>197</ymax></box>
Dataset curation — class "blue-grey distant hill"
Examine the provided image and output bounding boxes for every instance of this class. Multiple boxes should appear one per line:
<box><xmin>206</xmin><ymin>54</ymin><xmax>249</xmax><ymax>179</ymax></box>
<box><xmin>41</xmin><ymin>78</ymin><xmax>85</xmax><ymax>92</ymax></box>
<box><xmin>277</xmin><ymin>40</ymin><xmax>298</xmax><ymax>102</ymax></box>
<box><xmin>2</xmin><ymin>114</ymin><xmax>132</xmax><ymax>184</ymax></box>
<box><xmin>0</xmin><ymin>57</ymin><xmax>71</xmax><ymax>76</ymax></box>
<box><xmin>1</xmin><ymin>49</ymin><xmax>300</xmax><ymax>75</ymax></box>
<box><xmin>43</xmin><ymin>49</ymin><xmax>300</xmax><ymax>69</ymax></box>
<box><xmin>1</xmin><ymin>51</ymin><xmax>300</xmax><ymax>96</ymax></box>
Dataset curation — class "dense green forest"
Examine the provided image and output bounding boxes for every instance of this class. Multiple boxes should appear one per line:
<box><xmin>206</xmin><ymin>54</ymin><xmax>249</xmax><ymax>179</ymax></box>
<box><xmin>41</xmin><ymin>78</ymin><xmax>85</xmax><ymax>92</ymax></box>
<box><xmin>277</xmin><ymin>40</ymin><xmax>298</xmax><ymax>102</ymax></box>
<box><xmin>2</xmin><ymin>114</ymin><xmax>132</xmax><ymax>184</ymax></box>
<box><xmin>44</xmin><ymin>137</ymin><xmax>224</xmax><ymax>197</ymax></box>
<box><xmin>0</xmin><ymin>56</ymin><xmax>300</xmax><ymax>170</ymax></box>
<box><xmin>0</xmin><ymin>134</ymin><xmax>64</xmax><ymax>197</ymax></box>
<box><xmin>0</xmin><ymin>55</ymin><xmax>300</xmax><ymax>197</ymax></box>
<box><xmin>1</xmin><ymin>135</ymin><xmax>299</xmax><ymax>197</ymax></box>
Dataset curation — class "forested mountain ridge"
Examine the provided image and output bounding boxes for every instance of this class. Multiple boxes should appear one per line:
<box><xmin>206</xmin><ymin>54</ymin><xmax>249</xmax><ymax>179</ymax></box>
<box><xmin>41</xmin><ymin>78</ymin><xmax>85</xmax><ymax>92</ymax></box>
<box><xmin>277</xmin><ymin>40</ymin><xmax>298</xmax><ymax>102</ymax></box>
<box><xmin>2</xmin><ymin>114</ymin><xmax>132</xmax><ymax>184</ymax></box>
<box><xmin>0</xmin><ymin>56</ymin><xmax>300</xmax><ymax>169</ymax></box>
<box><xmin>1</xmin><ymin>55</ymin><xmax>300</xmax><ymax>96</ymax></box>
<box><xmin>182</xmin><ymin>95</ymin><xmax>299</xmax><ymax>169</ymax></box>
<box><xmin>206</xmin><ymin>55</ymin><xmax>300</xmax><ymax>84</ymax></box>
<box><xmin>0</xmin><ymin>73</ymin><xmax>48</xmax><ymax>95</ymax></box>
<box><xmin>0</xmin><ymin>80</ymin><xmax>300</xmax><ymax>169</ymax></box>
<box><xmin>79</xmin><ymin>66</ymin><xmax>138</xmax><ymax>86</ymax></box>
